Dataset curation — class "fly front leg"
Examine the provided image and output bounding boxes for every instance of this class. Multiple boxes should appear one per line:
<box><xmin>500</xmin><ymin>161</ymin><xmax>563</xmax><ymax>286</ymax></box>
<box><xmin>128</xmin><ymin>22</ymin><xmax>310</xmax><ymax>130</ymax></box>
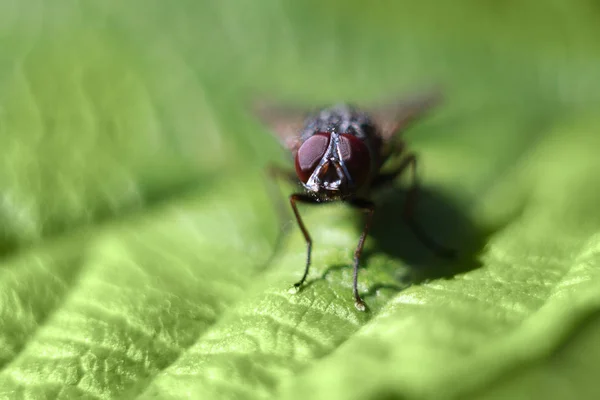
<box><xmin>289</xmin><ymin>193</ymin><xmax>321</xmax><ymax>291</ymax></box>
<box><xmin>347</xmin><ymin>198</ymin><xmax>375</xmax><ymax>311</ymax></box>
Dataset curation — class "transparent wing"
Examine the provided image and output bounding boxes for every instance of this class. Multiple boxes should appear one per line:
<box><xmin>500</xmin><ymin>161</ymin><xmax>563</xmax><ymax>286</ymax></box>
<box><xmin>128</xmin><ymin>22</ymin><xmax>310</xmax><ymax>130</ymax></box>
<box><xmin>251</xmin><ymin>88</ymin><xmax>442</xmax><ymax>150</ymax></box>
<box><xmin>366</xmin><ymin>88</ymin><xmax>443</xmax><ymax>141</ymax></box>
<box><xmin>251</xmin><ymin>99</ymin><xmax>311</xmax><ymax>153</ymax></box>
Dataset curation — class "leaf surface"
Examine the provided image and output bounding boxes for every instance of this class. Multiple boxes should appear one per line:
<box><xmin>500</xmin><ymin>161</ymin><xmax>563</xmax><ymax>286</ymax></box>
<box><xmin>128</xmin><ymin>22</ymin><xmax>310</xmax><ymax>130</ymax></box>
<box><xmin>1</xmin><ymin>1</ymin><xmax>600</xmax><ymax>399</ymax></box>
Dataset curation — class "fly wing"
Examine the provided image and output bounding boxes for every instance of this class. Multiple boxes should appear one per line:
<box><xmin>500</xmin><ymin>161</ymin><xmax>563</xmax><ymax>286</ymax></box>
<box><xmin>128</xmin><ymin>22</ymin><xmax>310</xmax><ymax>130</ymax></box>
<box><xmin>366</xmin><ymin>89</ymin><xmax>443</xmax><ymax>141</ymax></box>
<box><xmin>251</xmin><ymin>99</ymin><xmax>310</xmax><ymax>153</ymax></box>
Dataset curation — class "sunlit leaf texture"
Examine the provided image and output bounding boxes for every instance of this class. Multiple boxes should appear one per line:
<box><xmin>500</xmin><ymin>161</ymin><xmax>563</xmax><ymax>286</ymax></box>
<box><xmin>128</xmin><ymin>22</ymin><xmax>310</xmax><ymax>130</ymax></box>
<box><xmin>1</xmin><ymin>1</ymin><xmax>600</xmax><ymax>399</ymax></box>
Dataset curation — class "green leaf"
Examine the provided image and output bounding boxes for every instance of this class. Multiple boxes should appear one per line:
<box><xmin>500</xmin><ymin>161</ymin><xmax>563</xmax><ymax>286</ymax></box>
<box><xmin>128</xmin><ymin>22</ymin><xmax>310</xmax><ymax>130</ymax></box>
<box><xmin>1</xmin><ymin>1</ymin><xmax>600</xmax><ymax>399</ymax></box>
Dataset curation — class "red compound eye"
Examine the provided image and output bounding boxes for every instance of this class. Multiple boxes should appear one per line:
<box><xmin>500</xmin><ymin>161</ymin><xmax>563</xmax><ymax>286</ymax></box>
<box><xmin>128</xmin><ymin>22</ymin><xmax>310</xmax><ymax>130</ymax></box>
<box><xmin>339</xmin><ymin>134</ymin><xmax>371</xmax><ymax>188</ymax></box>
<box><xmin>295</xmin><ymin>132</ymin><xmax>330</xmax><ymax>183</ymax></box>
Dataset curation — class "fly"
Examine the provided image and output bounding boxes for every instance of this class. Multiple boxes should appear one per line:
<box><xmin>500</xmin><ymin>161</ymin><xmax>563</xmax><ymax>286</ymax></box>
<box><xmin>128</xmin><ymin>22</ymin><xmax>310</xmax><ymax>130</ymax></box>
<box><xmin>254</xmin><ymin>89</ymin><xmax>454</xmax><ymax>311</ymax></box>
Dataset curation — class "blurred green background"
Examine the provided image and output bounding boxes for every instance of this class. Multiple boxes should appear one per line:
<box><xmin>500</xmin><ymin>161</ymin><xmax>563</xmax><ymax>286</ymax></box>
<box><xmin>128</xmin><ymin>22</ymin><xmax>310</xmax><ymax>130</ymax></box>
<box><xmin>1</xmin><ymin>0</ymin><xmax>600</xmax><ymax>399</ymax></box>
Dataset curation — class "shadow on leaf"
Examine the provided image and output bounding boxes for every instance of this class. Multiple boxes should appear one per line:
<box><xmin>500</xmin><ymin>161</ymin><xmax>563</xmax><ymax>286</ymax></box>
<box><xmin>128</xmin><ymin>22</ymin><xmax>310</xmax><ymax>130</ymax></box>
<box><xmin>275</xmin><ymin>184</ymin><xmax>496</xmax><ymax>303</ymax></box>
<box><xmin>364</xmin><ymin>185</ymin><xmax>489</xmax><ymax>285</ymax></box>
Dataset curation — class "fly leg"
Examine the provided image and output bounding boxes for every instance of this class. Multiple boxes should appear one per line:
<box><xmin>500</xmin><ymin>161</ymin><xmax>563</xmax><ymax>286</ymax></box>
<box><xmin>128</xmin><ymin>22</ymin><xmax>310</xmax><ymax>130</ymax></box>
<box><xmin>347</xmin><ymin>198</ymin><xmax>375</xmax><ymax>311</ymax></box>
<box><xmin>289</xmin><ymin>193</ymin><xmax>322</xmax><ymax>290</ymax></box>
<box><xmin>372</xmin><ymin>152</ymin><xmax>455</xmax><ymax>258</ymax></box>
<box><xmin>267</xmin><ymin>167</ymin><xmax>331</xmax><ymax>291</ymax></box>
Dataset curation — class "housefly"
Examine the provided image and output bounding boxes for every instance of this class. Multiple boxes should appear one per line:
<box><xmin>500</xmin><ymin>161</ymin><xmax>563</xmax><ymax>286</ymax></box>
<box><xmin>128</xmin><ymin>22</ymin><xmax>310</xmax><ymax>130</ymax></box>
<box><xmin>254</xmin><ymin>90</ymin><xmax>454</xmax><ymax>311</ymax></box>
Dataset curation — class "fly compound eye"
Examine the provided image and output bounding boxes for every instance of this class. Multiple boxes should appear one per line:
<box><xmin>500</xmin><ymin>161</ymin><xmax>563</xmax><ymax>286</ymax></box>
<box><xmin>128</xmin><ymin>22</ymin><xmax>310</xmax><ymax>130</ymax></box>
<box><xmin>339</xmin><ymin>134</ymin><xmax>371</xmax><ymax>188</ymax></box>
<box><xmin>295</xmin><ymin>132</ymin><xmax>330</xmax><ymax>183</ymax></box>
